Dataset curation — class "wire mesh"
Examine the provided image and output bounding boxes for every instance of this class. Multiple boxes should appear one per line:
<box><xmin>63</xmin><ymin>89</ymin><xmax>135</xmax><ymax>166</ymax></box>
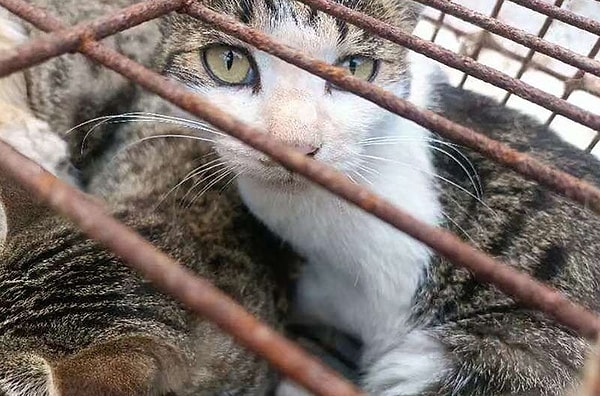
<box><xmin>0</xmin><ymin>0</ymin><xmax>599</xmax><ymax>394</ymax></box>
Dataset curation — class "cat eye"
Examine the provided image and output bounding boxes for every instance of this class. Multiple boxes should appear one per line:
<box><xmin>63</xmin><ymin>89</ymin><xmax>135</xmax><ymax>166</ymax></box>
<box><xmin>202</xmin><ymin>45</ymin><xmax>257</xmax><ymax>86</ymax></box>
<box><xmin>337</xmin><ymin>55</ymin><xmax>378</xmax><ymax>82</ymax></box>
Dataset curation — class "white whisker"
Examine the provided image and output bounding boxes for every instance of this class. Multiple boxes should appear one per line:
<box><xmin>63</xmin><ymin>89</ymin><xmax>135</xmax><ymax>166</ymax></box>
<box><xmin>439</xmin><ymin>211</ymin><xmax>476</xmax><ymax>245</ymax></box>
<box><xmin>428</xmin><ymin>145</ymin><xmax>481</xmax><ymax>200</ymax></box>
<box><xmin>359</xmin><ymin>136</ymin><xmax>482</xmax><ymax>198</ymax></box>
<box><xmin>154</xmin><ymin>157</ymin><xmax>224</xmax><ymax>209</ymax></box>
<box><xmin>357</xmin><ymin>162</ymin><xmax>380</xmax><ymax>178</ymax></box>
<box><xmin>111</xmin><ymin>134</ymin><xmax>217</xmax><ymax>162</ymax></box>
<box><xmin>359</xmin><ymin>153</ymin><xmax>498</xmax><ymax>219</ymax></box>
<box><xmin>66</xmin><ymin>112</ymin><xmax>225</xmax><ymax>136</ymax></box>
<box><xmin>67</xmin><ymin>112</ymin><xmax>225</xmax><ymax>154</ymax></box>
<box><xmin>188</xmin><ymin>168</ymin><xmax>234</xmax><ymax>206</ymax></box>
<box><xmin>219</xmin><ymin>169</ymin><xmax>244</xmax><ymax>194</ymax></box>
<box><xmin>352</xmin><ymin>170</ymin><xmax>373</xmax><ymax>186</ymax></box>
<box><xmin>347</xmin><ymin>174</ymin><xmax>358</xmax><ymax>184</ymax></box>
<box><xmin>182</xmin><ymin>165</ymin><xmax>230</xmax><ymax>204</ymax></box>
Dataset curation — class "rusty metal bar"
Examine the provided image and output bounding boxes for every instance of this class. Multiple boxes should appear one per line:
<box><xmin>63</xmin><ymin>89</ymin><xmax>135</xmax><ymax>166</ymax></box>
<box><xmin>508</xmin><ymin>0</ymin><xmax>600</xmax><ymax>37</ymax></box>
<box><xmin>0</xmin><ymin>2</ymin><xmax>366</xmax><ymax>394</ymax></box>
<box><xmin>421</xmin><ymin>14</ymin><xmax>574</xmax><ymax>84</ymax></box>
<box><xmin>458</xmin><ymin>0</ymin><xmax>505</xmax><ymax>88</ymax></box>
<box><xmin>0</xmin><ymin>0</ymin><xmax>184</xmax><ymax>77</ymax></box>
<box><xmin>2</xmin><ymin>0</ymin><xmax>600</xmax><ymax>390</ymax></box>
<box><xmin>292</xmin><ymin>0</ymin><xmax>600</xmax><ymax>136</ymax></box>
<box><xmin>2</xmin><ymin>0</ymin><xmax>600</xmax><ymax>231</ymax></box>
<box><xmin>501</xmin><ymin>0</ymin><xmax>563</xmax><ymax>105</ymax></box>
<box><xmin>0</xmin><ymin>143</ymin><xmax>362</xmax><ymax>396</ymax></box>
<box><xmin>4</xmin><ymin>0</ymin><xmax>600</xmax><ymax>342</ymax></box>
<box><xmin>414</xmin><ymin>0</ymin><xmax>600</xmax><ymax>79</ymax></box>
<box><xmin>545</xmin><ymin>37</ymin><xmax>600</xmax><ymax>132</ymax></box>
<box><xmin>429</xmin><ymin>11</ymin><xmax>446</xmax><ymax>43</ymax></box>
<box><xmin>3</xmin><ymin>0</ymin><xmax>600</xmax><ymax>345</ymax></box>
<box><xmin>182</xmin><ymin>3</ymin><xmax>600</xmax><ymax>214</ymax></box>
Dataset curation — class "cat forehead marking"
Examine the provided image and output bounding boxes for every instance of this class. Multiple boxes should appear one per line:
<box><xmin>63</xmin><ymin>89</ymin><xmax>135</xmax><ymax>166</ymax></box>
<box><xmin>201</xmin><ymin>0</ymin><xmax>419</xmax><ymax>34</ymax></box>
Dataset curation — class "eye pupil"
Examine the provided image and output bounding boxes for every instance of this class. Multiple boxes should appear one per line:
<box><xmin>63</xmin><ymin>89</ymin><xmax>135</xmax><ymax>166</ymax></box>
<box><xmin>348</xmin><ymin>58</ymin><xmax>358</xmax><ymax>74</ymax></box>
<box><xmin>225</xmin><ymin>50</ymin><xmax>234</xmax><ymax>70</ymax></box>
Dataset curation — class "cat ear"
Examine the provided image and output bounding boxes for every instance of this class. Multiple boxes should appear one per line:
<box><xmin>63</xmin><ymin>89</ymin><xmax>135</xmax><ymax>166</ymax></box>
<box><xmin>50</xmin><ymin>336</ymin><xmax>188</xmax><ymax>396</ymax></box>
<box><xmin>362</xmin><ymin>0</ymin><xmax>423</xmax><ymax>32</ymax></box>
<box><xmin>0</xmin><ymin>173</ymin><xmax>48</xmax><ymax>248</ymax></box>
<box><xmin>397</xmin><ymin>0</ymin><xmax>424</xmax><ymax>31</ymax></box>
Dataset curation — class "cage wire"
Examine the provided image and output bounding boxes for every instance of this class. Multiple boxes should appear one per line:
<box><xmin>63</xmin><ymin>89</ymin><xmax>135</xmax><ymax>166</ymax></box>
<box><xmin>416</xmin><ymin>0</ymin><xmax>600</xmax><ymax>154</ymax></box>
<box><xmin>0</xmin><ymin>0</ymin><xmax>600</xmax><ymax>394</ymax></box>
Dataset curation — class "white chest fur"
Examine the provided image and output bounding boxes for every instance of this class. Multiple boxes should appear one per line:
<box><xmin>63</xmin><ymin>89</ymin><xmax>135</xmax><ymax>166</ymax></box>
<box><xmin>238</xmin><ymin>115</ymin><xmax>440</xmax><ymax>340</ymax></box>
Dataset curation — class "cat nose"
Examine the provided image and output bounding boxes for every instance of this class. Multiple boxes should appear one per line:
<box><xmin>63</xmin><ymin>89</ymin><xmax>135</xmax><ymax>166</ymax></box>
<box><xmin>294</xmin><ymin>144</ymin><xmax>320</xmax><ymax>157</ymax></box>
<box><xmin>258</xmin><ymin>144</ymin><xmax>320</xmax><ymax>166</ymax></box>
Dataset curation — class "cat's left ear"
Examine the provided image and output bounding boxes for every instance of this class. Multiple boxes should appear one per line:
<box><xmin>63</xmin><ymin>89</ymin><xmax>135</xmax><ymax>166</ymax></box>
<box><xmin>374</xmin><ymin>0</ymin><xmax>423</xmax><ymax>31</ymax></box>
<box><xmin>399</xmin><ymin>0</ymin><xmax>424</xmax><ymax>31</ymax></box>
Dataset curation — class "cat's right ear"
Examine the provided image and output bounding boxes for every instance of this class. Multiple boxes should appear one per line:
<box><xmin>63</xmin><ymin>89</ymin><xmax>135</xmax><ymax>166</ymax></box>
<box><xmin>0</xmin><ymin>173</ymin><xmax>48</xmax><ymax>248</ymax></box>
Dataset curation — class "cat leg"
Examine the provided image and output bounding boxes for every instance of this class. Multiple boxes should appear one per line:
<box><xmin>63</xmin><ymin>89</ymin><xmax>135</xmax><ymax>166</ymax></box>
<box><xmin>0</xmin><ymin>9</ymin><xmax>70</xmax><ymax>177</ymax></box>
<box><xmin>50</xmin><ymin>335</ymin><xmax>188</xmax><ymax>396</ymax></box>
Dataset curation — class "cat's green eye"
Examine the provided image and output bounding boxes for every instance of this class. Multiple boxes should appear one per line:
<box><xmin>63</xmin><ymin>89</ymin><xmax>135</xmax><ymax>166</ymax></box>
<box><xmin>338</xmin><ymin>55</ymin><xmax>378</xmax><ymax>82</ymax></box>
<box><xmin>202</xmin><ymin>45</ymin><xmax>256</xmax><ymax>86</ymax></box>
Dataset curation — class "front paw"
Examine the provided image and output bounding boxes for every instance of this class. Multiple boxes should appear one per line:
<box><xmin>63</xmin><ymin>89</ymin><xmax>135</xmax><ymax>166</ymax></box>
<box><xmin>362</xmin><ymin>330</ymin><xmax>449</xmax><ymax>396</ymax></box>
<box><xmin>275</xmin><ymin>380</ymin><xmax>314</xmax><ymax>396</ymax></box>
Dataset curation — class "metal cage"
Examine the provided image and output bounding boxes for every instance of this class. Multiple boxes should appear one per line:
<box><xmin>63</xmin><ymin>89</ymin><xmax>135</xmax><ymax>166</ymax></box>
<box><xmin>0</xmin><ymin>0</ymin><xmax>599</xmax><ymax>394</ymax></box>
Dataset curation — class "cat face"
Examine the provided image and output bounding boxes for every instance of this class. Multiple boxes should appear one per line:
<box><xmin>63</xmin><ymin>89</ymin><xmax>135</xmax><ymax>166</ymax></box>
<box><xmin>162</xmin><ymin>0</ymin><xmax>420</xmax><ymax>186</ymax></box>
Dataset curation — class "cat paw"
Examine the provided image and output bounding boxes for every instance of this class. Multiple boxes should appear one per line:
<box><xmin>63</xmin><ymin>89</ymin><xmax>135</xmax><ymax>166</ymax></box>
<box><xmin>50</xmin><ymin>336</ymin><xmax>187</xmax><ymax>396</ymax></box>
<box><xmin>361</xmin><ymin>330</ymin><xmax>450</xmax><ymax>396</ymax></box>
<box><xmin>275</xmin><ymin>379</ymin><xmax>314</xmax><ymax>396</ymax></box>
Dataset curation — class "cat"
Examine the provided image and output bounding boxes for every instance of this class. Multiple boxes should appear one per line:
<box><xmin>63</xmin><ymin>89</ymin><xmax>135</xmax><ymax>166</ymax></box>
<box><xmin>154</xmin><ymin>0</ymin><xmax>600</xmax><ymax>395</ymax></box>
<box><xmin>0</xmin><ymin>1</ymin><xmax>296</xmax><ymax>395</ymax></box>
<box><xmin>4</xmin><ymin>0</ymin><xmax>599</xmax><ymax>394</ymax></box>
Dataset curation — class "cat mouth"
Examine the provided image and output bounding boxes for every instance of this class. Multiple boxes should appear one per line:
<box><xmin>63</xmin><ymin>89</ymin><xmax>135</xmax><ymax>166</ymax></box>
<box><xmin>243</xmin><ymin>159</ymin><xmax>311</xmax><ymax>189</ymax></box>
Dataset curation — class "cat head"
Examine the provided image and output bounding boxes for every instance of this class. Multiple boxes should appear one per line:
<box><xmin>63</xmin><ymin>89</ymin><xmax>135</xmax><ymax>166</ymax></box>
<box><xmin>160</xmin><ymin>0</ymin><xmax>421</xmax><ymax>187</ymax></box>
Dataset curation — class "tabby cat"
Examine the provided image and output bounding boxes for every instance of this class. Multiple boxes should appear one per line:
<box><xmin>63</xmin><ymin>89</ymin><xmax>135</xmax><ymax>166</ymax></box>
<box><xmin>2</xmin><ymin>0</ymin><xmax>600</xmax><ymax>395</ymax></box>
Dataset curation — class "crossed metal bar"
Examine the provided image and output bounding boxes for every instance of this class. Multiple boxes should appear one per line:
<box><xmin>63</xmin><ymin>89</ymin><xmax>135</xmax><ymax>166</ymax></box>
<box><xmin>0</xmin><ymin>0</ymin><xmax>599</xmax><ymax>394</ymax></box>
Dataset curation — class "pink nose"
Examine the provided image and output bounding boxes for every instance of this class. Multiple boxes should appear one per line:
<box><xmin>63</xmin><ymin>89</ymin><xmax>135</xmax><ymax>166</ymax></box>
<box><xmin>293</xmin><ymin>144</ymin><xmax>320</xmax><ymax>157</ymax></box>
<box><xmin>259</xmin><ymin>143</ymin><xmax>321</xmax><ymax>167</ymax></box>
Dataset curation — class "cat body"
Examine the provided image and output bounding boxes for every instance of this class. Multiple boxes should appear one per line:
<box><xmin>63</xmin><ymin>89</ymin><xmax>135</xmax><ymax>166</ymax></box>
<box><xmin>2</xmin><ymin>0</ymin><xmax>599</xmax><ymax>394</ymax></box>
